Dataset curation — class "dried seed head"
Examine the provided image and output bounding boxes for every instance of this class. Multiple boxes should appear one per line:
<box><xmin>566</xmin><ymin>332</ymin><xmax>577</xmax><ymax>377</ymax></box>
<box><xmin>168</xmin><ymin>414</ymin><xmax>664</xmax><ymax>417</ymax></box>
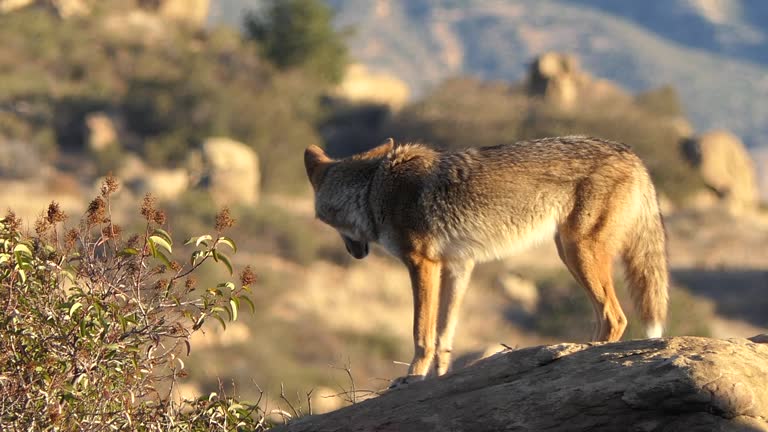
<box><xmin>3</xmin><ymin>210</ymin><xmax>21</xmax><ymax>234</ymax></box>
<box><xmin>101</xmin><ymin>223</ymin><xmax>123</xmax><ymax>240</ymax></box>
<box><xmin>35</xmin><ymin>213</ymin><xmax>50</xmax><ymax>235</ymax></box>
<box><xmin>140</xmin><ymin>193</ymin><xmax>157</xmax><ymax>222</ymax></box>
<box><xmin>240</xmin><ymin>265</ymin><xmax>257</xmax><ymax>286</ymax></box>
<box><xmin>100</xmin><ymin>174</ymin><xmax>119</xmax><ymax>197</ymax></box>
<box><xmin>184</xmin><ymin>277</ymin><xmax>197</xmax><ymax>290</ymax></box>
<box><xmin>153</xmin><ymin>278</ymin><xmax>169</xmax><ymax>292</ymax></box>
<box><xmin>214</xmin><ymin>207</ymin><xmax>235</xmax><ymax>232</ymax></box>
<box><xmin>152</xmin><ymin>264</ymin><xmax>166</xmax><ymax>275</ymax></box>
<box><xmin>86</xmin><ymin>197</ymin><xmax>107</xmax><ymax>225</ymax></box>
<box><xmin>127</xmin><ymin>234</ymin><xmax>140</xmax><ymax>248</ymax></box>
<box><xmin>46</xmin><ymin>201</ymin><xmax>67</xmax><ymax>224</ymax></box>
<box><xmin>153</xmin><ymin>209</ymin><xmax>166</xmax><ymax>226</ymax></box>
<box><xmin>64</xmin><ymin>228</ymin><xmax>79</xmax><ymax>249</ymax></box>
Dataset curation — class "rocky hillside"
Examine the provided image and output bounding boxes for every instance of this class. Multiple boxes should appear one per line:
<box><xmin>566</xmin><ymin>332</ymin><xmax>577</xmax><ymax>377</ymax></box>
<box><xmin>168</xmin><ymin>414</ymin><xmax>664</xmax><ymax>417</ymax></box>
<box><xmin>211</xmin><ymin>0</ymin><xmax>768</xmax><ymax>151</ymax></box>
<box><xmin>564</xmin><ymin>0</ymin><xmax>768</xmax><ymax>66</ymax></box>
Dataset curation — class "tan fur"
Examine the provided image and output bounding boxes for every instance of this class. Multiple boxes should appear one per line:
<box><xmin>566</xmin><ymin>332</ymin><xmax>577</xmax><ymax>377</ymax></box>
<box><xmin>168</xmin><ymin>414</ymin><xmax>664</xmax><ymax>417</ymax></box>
<box><xmin>304</xmin><ymin>136</ymin><xmax>669</xmax><ymax>387</ymax></box>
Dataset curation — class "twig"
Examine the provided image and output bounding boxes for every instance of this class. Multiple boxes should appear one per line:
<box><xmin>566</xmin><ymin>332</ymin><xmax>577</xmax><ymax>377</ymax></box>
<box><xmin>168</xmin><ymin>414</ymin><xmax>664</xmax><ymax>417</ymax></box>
<box><xmin>279</xmin><ymin>382</ymin><xmax>301</xmax><ymax>419</ymax></box>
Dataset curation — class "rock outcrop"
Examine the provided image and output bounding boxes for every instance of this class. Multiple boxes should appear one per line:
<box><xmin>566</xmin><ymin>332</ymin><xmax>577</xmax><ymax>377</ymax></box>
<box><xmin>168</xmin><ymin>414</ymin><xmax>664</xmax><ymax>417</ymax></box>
<box><xmin>199</xmin><ymin>137</ymin><xmax>260</xmax><ymax>206</ymax></box>
<box><xmin>138</xmin><ymin>0</ymin><xmax>209</xmax><ymax>27</ymax></box>
<box><xmin>84</xmin><ymin>112</ymin><xmax>119</xmax><ymax>152</ymax></box>
<box><xmin>0</xmin><ymin>0</ymin><xmax>88</xmax><ymax>17</ymax></box>
<box><xmin>528</xmin><ymin>52</ymin><xmax>629</xmax><ymax>110</ymax></box>
<box><xmin>132</xmin><ymin>168</ymin><xmax>188</xmax><ymax>201</ymax></box>
<box><xmin>1</xmin><ymin>0</ymin><xmax>209</xmax><ymax>26</ymax></box>
<box><xmin>683</xmin><ymin>130</ymin><xmax>760</xmax><ymax>213</ymax></box>
<box><xmin>334</xmin><ymin>63</ymin><xmax>410</xmax><ymax>111</ymax></box>
<box><xmin>0</xmin><ymin>0</ymin><xmax>33</xmax><ymax>13</ymax></box>
<box><xmin>278</xmin><ymin>336</ymin><xmax>768</xmax><ymax>432</ymax></box>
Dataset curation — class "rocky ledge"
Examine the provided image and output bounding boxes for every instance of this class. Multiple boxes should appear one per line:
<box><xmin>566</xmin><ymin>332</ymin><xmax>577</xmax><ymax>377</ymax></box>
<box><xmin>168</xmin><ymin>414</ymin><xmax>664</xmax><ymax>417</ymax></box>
<box><xmin>278</xmin><ymin>335</ymin><xmax>768</xmax><ymax>432</ymax></box>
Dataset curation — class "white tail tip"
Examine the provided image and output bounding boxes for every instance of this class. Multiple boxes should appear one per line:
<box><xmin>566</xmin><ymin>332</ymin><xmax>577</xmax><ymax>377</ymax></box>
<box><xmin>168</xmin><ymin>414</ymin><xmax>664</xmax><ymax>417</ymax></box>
<box><xmin>646</xmin><ymin>322</ymin><xmax>663</xmax><ymax>339</ymax></box>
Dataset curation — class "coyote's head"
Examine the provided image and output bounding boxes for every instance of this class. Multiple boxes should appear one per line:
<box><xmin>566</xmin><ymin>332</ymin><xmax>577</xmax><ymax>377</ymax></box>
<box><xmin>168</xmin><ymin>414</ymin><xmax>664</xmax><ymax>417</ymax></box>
<box><xmin>303</xmin><ymin>139</ymin><xmax>394</xmax><ymax>259</ymax></box>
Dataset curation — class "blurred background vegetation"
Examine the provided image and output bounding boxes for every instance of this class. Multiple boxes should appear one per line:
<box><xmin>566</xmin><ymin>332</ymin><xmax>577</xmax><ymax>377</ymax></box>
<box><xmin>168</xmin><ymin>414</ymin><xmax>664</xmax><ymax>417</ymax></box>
<box><xmin>0</xmin><ymin>0</ymin><xmax>766</xmax><ymax>423</ymax></box>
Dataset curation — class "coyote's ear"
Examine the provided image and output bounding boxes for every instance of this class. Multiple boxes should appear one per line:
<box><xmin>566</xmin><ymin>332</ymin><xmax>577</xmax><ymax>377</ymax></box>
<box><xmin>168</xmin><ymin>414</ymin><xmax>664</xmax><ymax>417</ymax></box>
<box><xmin>355</xmin><ymin>138</ymin><xmax>395</xmax><ymax>160</ymax></box>
<box><xmin>304</xmin><ymin>145</ymin><xmax>332</xmax><ymax>189</ymax></box>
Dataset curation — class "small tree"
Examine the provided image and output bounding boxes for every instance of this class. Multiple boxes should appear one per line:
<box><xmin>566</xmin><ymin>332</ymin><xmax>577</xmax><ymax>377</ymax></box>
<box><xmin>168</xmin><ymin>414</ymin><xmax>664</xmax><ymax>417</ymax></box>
<box><xmin>0</xmin><ymin>176</ymin><xmax>267</xmax><ymax>430</ymax></box>
<box><xmin>244</xmin><ymin>0</ymin><xmax>348</xmax><ymax>83</ymax></box>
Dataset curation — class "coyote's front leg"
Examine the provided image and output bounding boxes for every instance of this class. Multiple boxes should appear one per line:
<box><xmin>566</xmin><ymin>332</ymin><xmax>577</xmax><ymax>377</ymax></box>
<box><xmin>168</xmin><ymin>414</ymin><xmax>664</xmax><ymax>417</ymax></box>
<box><xmin>389</xmin><ymin>254</ymin><xmax>441</xmax><ymax>388</ymax></box>
<box><xmin>435</xmin><ymin>259</ymin><xmax>474</xmax><ymax>376</ymax></box>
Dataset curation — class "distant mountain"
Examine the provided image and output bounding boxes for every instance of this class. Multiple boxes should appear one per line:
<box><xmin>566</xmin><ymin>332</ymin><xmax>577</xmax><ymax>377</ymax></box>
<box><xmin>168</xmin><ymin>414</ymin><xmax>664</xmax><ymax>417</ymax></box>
<box><xmin>208</xmin><ymin>0</ymin><xmax>768</xmax><ymax>149</ymax></box>
<box><xmin>563</xmin><ymin>0</ymin><xmax>768</xmax><ymax>66</ymax></box>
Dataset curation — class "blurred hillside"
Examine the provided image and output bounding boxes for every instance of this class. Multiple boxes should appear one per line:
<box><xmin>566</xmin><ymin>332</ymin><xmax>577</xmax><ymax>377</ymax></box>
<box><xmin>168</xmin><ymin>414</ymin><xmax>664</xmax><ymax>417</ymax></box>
<box><xmin>211</xmin><ymin>0</ymin><xmax>768</xmax><ymax>153</ymax></box>
<box><xmin>564</xmin><ymin>0</ymin><xmax>768</xmax><ymax>65</ymax></box>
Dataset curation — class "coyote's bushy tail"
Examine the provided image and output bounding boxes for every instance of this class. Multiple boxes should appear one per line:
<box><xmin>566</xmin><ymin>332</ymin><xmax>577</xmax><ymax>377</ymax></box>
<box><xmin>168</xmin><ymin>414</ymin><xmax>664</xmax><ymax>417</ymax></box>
<box><xmin>622</xmin><ymin>176</ymin><xmax>669</xmax><ymax>338</ymax></box>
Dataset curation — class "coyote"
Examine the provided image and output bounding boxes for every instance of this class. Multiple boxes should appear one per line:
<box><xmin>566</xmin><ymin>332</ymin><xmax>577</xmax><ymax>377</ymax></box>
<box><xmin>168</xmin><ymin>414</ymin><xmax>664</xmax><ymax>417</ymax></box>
<box><xmin>304</xmin><ymin>136</ymin><xmax>668</xmax><ymax>387</ymax></box>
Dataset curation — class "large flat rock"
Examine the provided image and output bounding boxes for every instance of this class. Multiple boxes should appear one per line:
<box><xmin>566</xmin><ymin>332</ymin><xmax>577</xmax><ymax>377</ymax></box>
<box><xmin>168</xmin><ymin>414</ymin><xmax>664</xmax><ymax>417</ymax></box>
<box><xmin>278</xmin><ymin>336</ymin><xmax>768</xmax><ymax>432</ymax></box>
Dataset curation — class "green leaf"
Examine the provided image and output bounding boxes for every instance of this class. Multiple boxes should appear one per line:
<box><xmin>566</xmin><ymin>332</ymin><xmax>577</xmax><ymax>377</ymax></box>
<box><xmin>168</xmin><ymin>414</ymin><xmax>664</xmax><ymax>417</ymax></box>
<box><xmin>212</xmin><ymin>314</ymin><xmax>227</xmax><ymax>330</ymax></box>
<box><xmin>184</xmin><ymin>236</ymin><xmax>197</xmax><ymax>246</ymax></box>
<box><xmin>196</xmin><ymin>235</ymin><xmax>213</xmax><ymax>247</ymax></box>
<box><xmin>154</xmin><ymin>250</ymin><xmax>172</xmax><ymax>268</ymax></box>
<box><xmin>229</xmin><ymin>299</ymin><xmax>238</xmax><ymax>321</ymax></box>
<box><xmin>192</xmin><ymin>315</ymin><xmax>205</xmax><ymax>330</ymax></box>
<box><xmin>61</xmin><ymin>269</ymin><xmax>77</xmax><ymax>284</ymax></box>
<box><xmin>69</xmin><ymin>302</ymin><xmax>83</xmax><ymax>318</ymax></box>
<box><xmin>18</xmin><ymin>269</ymin><xmax>26</xmax><ymax>283</ymax></box>
<box><xmin>216</xmin><ymin>252</ymin><xmax>233</xmax><ymax>275</ymax></box>
<box><xmin>13</xmin><ymin>243</ymin><xmax>32</xmax><ymax>256</ymax></box>
<box><xmin>190</xmin><ymin>250</ymin><xmax>201</xmax><ymax>266</ymax></box>
<box><xmin>217</xmin><ymin>282</ymin><xmax>236</xmax><ymax>291</ymax></box>
<box><xmin>147</xmin><ymin>237</ymin><xmax>157</xmax><ymax>258</ymax></box>
<box><xmin>240</xmin><ymin>296</ymin><xmax>256</xmax><ymax>314</ymax></box>
<box><xmin>0</xmin><ymin>254</ymin><xmax>9</xmax><ymax>265</ymax></box>
<box><xmin>217</xmin><ymin>236</ymin><xmax>237</xmax><ymax>253</ymax></box>
<box><xmin>152</xmin><ymin>228</ymin><xmax>173</xmax><ymax>245</ymax></box>
<box><xmin>119</xmin><ymin>247</ymin><xmax>139</xmax><ymax>256</ymax></box>
<box><xmin>149</xmin><ymin>235</ymin><xmax>172</xmax><ymax>254</ymax></box>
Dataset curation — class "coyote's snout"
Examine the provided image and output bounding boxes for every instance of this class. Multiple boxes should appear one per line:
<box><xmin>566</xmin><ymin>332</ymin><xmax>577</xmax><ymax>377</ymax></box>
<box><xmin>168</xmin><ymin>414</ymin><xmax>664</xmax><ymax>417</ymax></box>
<box><xmin>304</xmin><ymin>136</ymin><xmax>669</xmax><ymax>388</ymax></box>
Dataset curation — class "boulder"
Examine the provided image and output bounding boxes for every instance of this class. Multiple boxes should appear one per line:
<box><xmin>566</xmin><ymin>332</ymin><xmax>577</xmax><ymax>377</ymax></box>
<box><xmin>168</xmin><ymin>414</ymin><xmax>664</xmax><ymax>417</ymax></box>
<box><xmin>277</xmin><ymin>336</ymin><xmax>768</xmax><ymax>432</ymax></box>
<box><xmin>200</xmin><ymin>137</ymin><xmax>260</xmax><ymax>206</ymax></box>
<box><xmin>683</xmin><ymin>130</ymin><xmax>759</xmax><ymax>213</ymax></box>
<box><xmin>101</xmin><ymin>9</ymin><xmax>168</xmax><ymax>45</ymax></box>
<box><xmin>0</xmin><ymin>0</ymin><xmax>34</xmax><ymax>13</ymax></box>
<box><xmin>138</xmin><ymin>0</ymin><xmax>209</xmax><ymax>27</ymax></box>
<box><xmin>115</xmin><ymin>153</ymin><xmax>149</xmax><ymax>183</ymax></box>
<box><xmin>528</xmin><ymin>52</ymin><xmax>630</xmax><ymax>110</ymax></box>
<box><xmin>334</xmin><ymin>63</ymin><xmax>411</xmax><ymax>111</ymax></box>
<box><xmin>50</xmin><ymin>0</ymin><xmax>89</xmax><ymax>17</ymax></box>
<box><xmin>84</xmin><ymin>112</ymin><xmax>119</xmax><ymax>152</ymax></box>
<box><xmin>133</xmin><ymin>167</ymin><xmax>188</xmax><ymax>201</ymax></box>
<box><xmin>0</xmin><ymin>0</ymin><xmax>89</xmax><ymax>16</ymax></box>
<box><xmin>529</xmin><ymin>52</ymin><xmax>581</xmax><ymax>109</ymax></box>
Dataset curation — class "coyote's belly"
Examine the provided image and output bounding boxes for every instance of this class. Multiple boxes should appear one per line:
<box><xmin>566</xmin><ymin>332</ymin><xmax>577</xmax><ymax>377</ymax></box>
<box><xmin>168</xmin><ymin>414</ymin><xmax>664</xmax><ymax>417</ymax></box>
<box><xmin>438</xmin><ymin>214</ymin><xmax>558</xmax><ymax>263</ymax></box>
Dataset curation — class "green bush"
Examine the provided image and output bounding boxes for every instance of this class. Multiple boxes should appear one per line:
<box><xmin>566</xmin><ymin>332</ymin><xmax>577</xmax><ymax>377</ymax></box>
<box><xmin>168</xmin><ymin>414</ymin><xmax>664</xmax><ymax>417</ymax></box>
<box><xmin>0</xmin><ymin>177</ymin><xmax>267</xmax><ymax>430</ymax></box>
<box><xmin>244</xmin><ymin>0</ymin><xmax>348</xmax><ymax>84</ymax></box>
<box><xmin>0</xmin><ymin>7</ymin><xmax>340</xmax><ymax>193</ymax></box>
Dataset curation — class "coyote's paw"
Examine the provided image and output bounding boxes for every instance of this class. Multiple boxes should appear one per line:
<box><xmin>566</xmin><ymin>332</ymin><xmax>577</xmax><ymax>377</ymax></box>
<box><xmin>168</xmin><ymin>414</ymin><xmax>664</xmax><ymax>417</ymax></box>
<box><xmin>388</xmin><ymin>374</ymin><xmax>425</xmax><ymax>389</ymax></box>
